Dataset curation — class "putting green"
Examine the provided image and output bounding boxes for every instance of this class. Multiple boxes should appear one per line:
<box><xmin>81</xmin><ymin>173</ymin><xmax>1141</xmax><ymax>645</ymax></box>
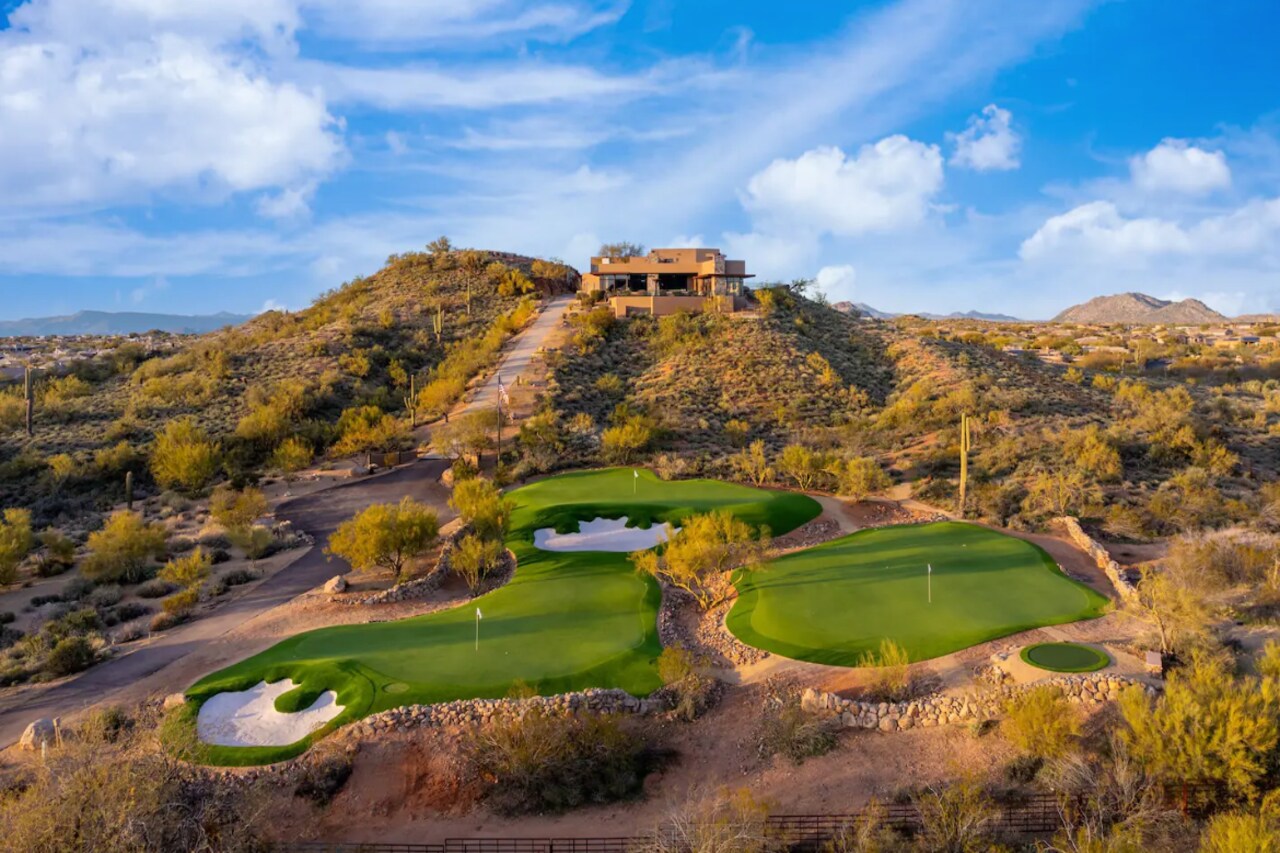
<box><xmin>1020</xmin><ymin>642</ymin><xmax>1110</xmax><ymax>673</ymax></box>
<box><xmin>185</xmin><ymin>468</ymin><xmax>820</xmax><ymax>764</ymax></box>
<box><xmin>727</xmin><ymin>522</ymin><xmax>1109</xmax><ymax>666</ymax></box>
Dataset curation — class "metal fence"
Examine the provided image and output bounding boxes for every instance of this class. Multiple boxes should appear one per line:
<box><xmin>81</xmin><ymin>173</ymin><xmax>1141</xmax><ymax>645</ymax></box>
<box><xmin>287</xmin><ymin>783</ymin><xmax>1228</xmax><ymax>853</ymax></box>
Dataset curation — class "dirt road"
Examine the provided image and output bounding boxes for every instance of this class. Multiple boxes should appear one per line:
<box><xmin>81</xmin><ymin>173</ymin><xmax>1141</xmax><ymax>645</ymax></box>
<box><xmin>0</xmin><ymin>459</ymin><xmax>452</xmax><ymax>749</ymax></box>
<box><xmin>457</xmin><ymin>293</ymin><xmax>573</xmax><ymax>416</ymax></box>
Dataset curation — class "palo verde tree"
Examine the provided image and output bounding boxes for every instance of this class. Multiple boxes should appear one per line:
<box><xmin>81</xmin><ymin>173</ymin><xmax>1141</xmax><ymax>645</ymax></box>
<box><xmin>630</xmin><ymin>510</ymin><xmax>771</xmax><ymax>610</ymax></box>
<box><xmin>449</xmin><ymin>477</ymin><xmax>514</xmax><ymax>542</ymax></box>
<box><xmin>326</xmin><ymin>497</ymin><xmax>440</xmax><ymax>581</ymax></box>
<box><xmin>0</xmin><ymin>507</ymin><xmax>34</xmax><ymax>586</ymax></box>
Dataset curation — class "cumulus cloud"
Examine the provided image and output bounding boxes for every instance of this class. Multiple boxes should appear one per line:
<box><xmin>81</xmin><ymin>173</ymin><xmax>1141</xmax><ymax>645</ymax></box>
<box><xmin>742</xmin><ymin>137</ymin><xmax>944</xmax><ymax>236</ymax></box>
<box><xmin>1020</xmin><ymin>197</ymin><xmax>1280</xmax><ymax>261</ymax></box>
<box><xmin>815</xmin><ymin>264</ymin><xmax>857</xmax><ymax>298</ymax></box>
<box><xmin>0</xmin><ymin>6</ymin><xmax>343</xmax><ymax>213</ymax></box>
<box><xmin>947</xmin><ymin>104</ymin><xmax>1020</xmax><ymax>171</ymax></box>
<box><xmin>1129</xmin><ymin>139</ymin><xmax>1231</xmax><ymax>194</ymax></box>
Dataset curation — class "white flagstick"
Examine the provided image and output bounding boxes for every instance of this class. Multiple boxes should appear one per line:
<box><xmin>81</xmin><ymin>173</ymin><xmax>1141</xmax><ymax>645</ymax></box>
<box><xmin>475</xmin><ymin>607</ymin><xmax>482</xmax><ymax>651</ymax></box>
<box><xmin>633</xmin><ymin>469</ymin><xmax>639</xmax><ymax>495</ymax></box>
<box><xmin>928</xmin><ymin>564</ymin><xmax>932</xmax><ymax>604</ymax></box>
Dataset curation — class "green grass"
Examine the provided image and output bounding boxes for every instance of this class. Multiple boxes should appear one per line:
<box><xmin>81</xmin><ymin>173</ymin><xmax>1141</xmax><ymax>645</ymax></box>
<box><xmin>727</xmin><ymin>522</ymin><xmax>1109</xmax><ymax>666</ymax></box>
<box><xmin>1020</xmin><ymin>642</ymin><xmax>1110</xmax><ymax>673</ymax></box>
<box><xmin>185</xmin><ymin>468</ymin><xmax>820</xmax><ymax>765</ymax></box>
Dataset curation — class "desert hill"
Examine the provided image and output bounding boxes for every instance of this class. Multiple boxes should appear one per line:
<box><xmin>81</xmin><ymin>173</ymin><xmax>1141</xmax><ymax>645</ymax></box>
<box><xmin>830</xmin><ymin>302</ymin><xmax>1021</xmax><ymax>322</ymax></box>
<box><xmin>1052</xmin><ymin>292</ymin><xmax>1227</xmax><ymax>325</ymax></box>
<box><xmin>0</xmin><ymin>248</ymin><xmax>575</xmax><ymax>521</ymax></box>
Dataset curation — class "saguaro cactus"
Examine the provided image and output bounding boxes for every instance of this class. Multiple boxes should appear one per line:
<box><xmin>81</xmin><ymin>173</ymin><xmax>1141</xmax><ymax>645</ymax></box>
<box><xmin>958</xmin><ymin>413</ymin><xmax>972</xmax><ymax>516</ymax></box>
<box><xmin>466</xmin><ymin>281</ymin><xmax>473</xmax><ymax>316</ymax></box>
<box><xmin>433</xmin><ymin>305</ymin><xmax>444</xmax><ymax>344</ymax></box>
<box><xmin>125</xmin><ymin>470</ymin><xmax>134</xmax><ymax>511</ymax></box>
<box><xmin>403</xmin><ymin>374</ymin><xmax>418</xmax><ymax>428</ymax></box>
<box><xmin>23</xmin><ymin>366</ymin><xmax>34</xmax><ymax>437</ymax></box>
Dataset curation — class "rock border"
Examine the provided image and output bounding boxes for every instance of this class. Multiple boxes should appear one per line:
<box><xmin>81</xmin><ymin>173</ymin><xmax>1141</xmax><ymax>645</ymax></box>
<box><xmin>800</xmin><ymin>672</ymin><xmax>1151</xmax><ymax>732</ymax></box>
<box><xmin>1058</xmin><ymin>516</ymin><xmax>1139</xmax><ymax>602</ymax></box>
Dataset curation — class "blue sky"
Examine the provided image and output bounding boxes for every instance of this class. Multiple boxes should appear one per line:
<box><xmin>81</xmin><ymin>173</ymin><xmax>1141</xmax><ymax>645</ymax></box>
<box><xmin>1</xmin><ymin>0</ymin><xmax>1278</xmax><ymax>320</ymax></box>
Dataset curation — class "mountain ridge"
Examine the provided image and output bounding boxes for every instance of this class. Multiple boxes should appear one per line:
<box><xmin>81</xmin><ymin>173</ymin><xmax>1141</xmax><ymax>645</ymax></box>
<box><xmin>1052</xmin><ymin>293</ymin><xmax>1228</xmax><ymax>325</ymax></box>
<box><xmin>0</xmin><ymin>310</ymin><xmax>256</xmax><ymax>337</ymax></box>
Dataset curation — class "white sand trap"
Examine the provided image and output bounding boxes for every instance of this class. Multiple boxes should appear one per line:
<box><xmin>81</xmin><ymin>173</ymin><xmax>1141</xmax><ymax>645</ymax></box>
<box><xmin>534</xmin><ymin>517</ymin><xmax>680</xmax><ymax>552</ymax></box>
<box><xmin>197</xmin><ymin>680</ymin><xmax>343</xmax><ymax>748</ymax></box>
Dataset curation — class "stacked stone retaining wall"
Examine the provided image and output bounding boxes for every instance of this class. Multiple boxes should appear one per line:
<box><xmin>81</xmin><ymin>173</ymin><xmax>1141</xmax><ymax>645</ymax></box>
<box><xmin>349</xmin><ymin>688</ymin><xmax>654</xmax><ymax>737</ymax></box>
<box><xmin>1057</xmin><ymin>516</ymin><xmax>1139</xmax><ymax>602</ymax></box>
<box><xmin>800</xmin><ymin>673</ymin><xmax>1150</xmax><ymax>732</ymax></box>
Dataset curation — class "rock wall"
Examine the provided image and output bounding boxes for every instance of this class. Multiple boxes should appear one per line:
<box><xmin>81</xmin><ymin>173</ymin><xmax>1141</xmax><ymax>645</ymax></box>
<box><xmin>657</xmin><ymin>584</ymin><xmax>768</xmax><ymax>667</ymax></box>
<box><xmin>349</xmin><ymin>687</ymin><xmax>654</xmax><ymax>737</ymax></box>
<box><xmin>1058</xmin><ymin>516</ymin><xmax>1139</xmax><ymax>602</ymax></box>
<box><xmin>800</xmin><ymin>673</ymin><xmax>1150</xmax><ymax>732</ymax></box>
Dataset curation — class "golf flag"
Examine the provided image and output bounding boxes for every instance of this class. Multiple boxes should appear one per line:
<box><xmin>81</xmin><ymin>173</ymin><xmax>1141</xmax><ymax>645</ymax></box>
<box><xmin>928</xmin><ymin>564</ymin><xmax>932</xmax><ymax>574</ymax></box>
<box><xmin>927</xmin><ymin>564</ymin><xmax>932</xmax><ymax>603</ymax></box>
<box><xmin>633</xmin><ymin>469</ymin><xmax>639</xmax><ymax>494</ymax></box>
<box><xmin>497</xmin><ymin>374</ymin><xmax>510</xmax><ymax>409</ymax></box>
<box><xmin>475</xmin><ymin>607</ymin><xmax>482</xmax><ymax>650</ymax></box>
<box><xmin>476</xmin><ymin>607</ymin><xmax>483</xmax><ymax>620</ymax></box>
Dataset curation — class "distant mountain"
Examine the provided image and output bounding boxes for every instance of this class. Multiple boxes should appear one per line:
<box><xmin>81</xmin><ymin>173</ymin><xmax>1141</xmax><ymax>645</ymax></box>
<box><xmin>830</xmin><ymin>302</ymin><xmax>1022</xmax><ymax>322</ymax></box>
<box><xmin>1052</xmin><ymin>293</ymin><xmax>1227</xmax><ymax>325</ymax></box>
<box><xmin>0</xmin><ymin>310</ymin><xmax>254</xmax><ymax>337</ymax></box>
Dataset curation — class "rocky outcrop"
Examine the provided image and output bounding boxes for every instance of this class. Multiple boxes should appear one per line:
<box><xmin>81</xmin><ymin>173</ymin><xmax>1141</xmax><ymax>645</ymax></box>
<box><xmin>323</xmin><ymin>575</ymin><xmax>348</xmax><ymax>594</ymax></box>
<box><xmin>349</xmin><ymin>688</ymin><xmax>654</xmax><ymax>737</ymax></box>
<box><xmin>800</xmin><ymin>673</ymin><xmax>1149</xmax><ymax>732</ymax></box>
<box><xmin>1058</xmin><ymin>517</ymin><xmax>1138</xmax><ymax>602</ymax></box>
<box><xmin>657</xmin><ymin>585</ymin><xmax>767</xmax><ymax>668</ymax></box>
<box><xmin>19</xmin><ymin>717</ymin><xmax>59</xmax><ymax>751</ymax></box>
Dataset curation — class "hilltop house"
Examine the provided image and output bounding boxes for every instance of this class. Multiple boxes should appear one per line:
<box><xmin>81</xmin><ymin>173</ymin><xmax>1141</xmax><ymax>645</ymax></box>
<box><xmin>580</xmin><ymin>248</ymin><xmax>753</xmax><ymax>318</ymax></box>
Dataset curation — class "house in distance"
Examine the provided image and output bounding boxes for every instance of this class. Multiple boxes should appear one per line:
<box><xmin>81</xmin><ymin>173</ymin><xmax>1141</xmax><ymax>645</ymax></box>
<box><xmin>580</xmin><ymin>247</ymin><xmax>753</xmax><ymax>317</ymax></box>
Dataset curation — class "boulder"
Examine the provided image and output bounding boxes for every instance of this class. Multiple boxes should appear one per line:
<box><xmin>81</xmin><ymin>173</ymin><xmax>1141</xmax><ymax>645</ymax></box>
<box><xmin>20</xmin><ymin>718</ymin><xmax>58</xmax><ymax>751</ymax></box>
<box><xmin>324</xmin><ymin>575</ymin><xmax>349</xmax><ymax>594</ymax></box>
<box><xmin>163</xmin><ymin>693</ymin><xmax>188</xmax><ymax>710</ymax></box>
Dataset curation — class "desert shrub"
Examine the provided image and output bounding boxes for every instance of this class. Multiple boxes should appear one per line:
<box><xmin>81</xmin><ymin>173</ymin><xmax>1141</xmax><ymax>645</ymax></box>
<box><xmin>161</xmin><ymin>587</ymin><xmax>200</xmax><ymax>617</ymax></box>
<box><xmin>332</xmin><ymin>405</ymin><xmax>409</xmax><ymax>456</ymax></box>
<box><xmin>60</xmin><ymin>575</ymin><xmax>95</xmax><ymax>601</ymax></box>
<box><xmin>150</xmin><ymin>417</ymin><xmax>220</xmax><ymax>494</ymax></box>
<box><xmin>149</xmin><ymin>611</ymin><xmax>181</xmax><ymax>632</ymax></box>
<box><xmin>0</xmin><ymin>507</ymin><xmax>34</xmax><ymax>586</ymax></box>
<box><xmin>136</xmin><ymin>578</ymin><xmax>176</xmax><ymax>599</ymax></box>
<box><xmin>821</xmin><ymin>799</ymin><xmax>901</xmax><ymax>853</ymax></box>
<box><xmin>326</xmin><ymin>498</ymin><xmax>439</xmax><ymax>580</ymax></box>
<box><xmin>86</xmin><ymin>584</ymin><xmax>123</xmax><ymax>609</ymax></box>
<box><xmin>857</xmin><ymin>638</ymin><xmax>912</xmax><ymax>703</ymax></box>
<box><xmin>293</xmin><ymin>752</ymin><xmax>354</xmax><ymax>807</ymax></box>
<box><xmin>81</xmin><ymin>511</ymin><xmax>167</xmax><ymax>583</ymax></box>
<box><xmin>1003</xmin><ymin>685</ymin><xmax>1081</xmax><ymax>759</ymax></box>
<box><xmin>657</xmin><ymin>644</ymin><xmax>719</xmax><ymax>721</ymax></box>
<box><xmin>912</xmin><ymin>780</ymin><xmax>999</xmax><ymax>853</ymax></box>
<box><xmin>757</xmin><ymin>688</ymin><xmax>838</xmax><ymax>764</ymax></box>
<box><xmin>110</xmin><ymin>602</ymin><xmax>152</xmax><ymax>623</ymax></box>
<box><xmin>468</xmin><ymin>707</ymin><xmax>657</xmax><ymax>816</ymax></box>
<box><xmin>158</xmin><ymin>548</ymin><xmax>212</xmax><ymax>590</ymax></box>
<box><xmin>209</xmin><ymin>486</ymin><xmax>268</xmax><ymax>535</ymax></box>
<box><xmin>270</xmin><ymin>436</ymin><xmax>314</xmax><ymax>475</ymax></box>
<box><xmin>601</xmin><ymin>415</ymin><xmax>654</xmax><ymax>463</ymax></box>
<box><xmin>220</xmin><ymin>568</ymin><xmax>258</xmax><ymax>587</ymax></box>
<box><xmin>778</xmin><ymin>444</ymin><xmax>828</xmax><ymax>491</ymax></box>
<box><xmin>637</xmin><ymin>788</ymin><xmax>773</xmax><ymax>853</ymax></box>
<box><xmin>0</xmin><ymin>611</ymin><xmax>13</xmax><ymax>624</ymax></box>
<box><xmin>1199</xmin><ymin>805</ymin><xmax>1280</xmax><ymax>852</ymax></box>
<box><xmin>449</xmin><ymin>477</ymin><xmax>513</xmax><ymax>541</ymax></box>
<box><xmin>228</xmin><ymin>525</ymin><xmax>276</xmax><ymax>561</ymax></box>
<box><xmin>46</xmin><ymin>636</ymin><xmax>96</xmax><ymax>677</ymax></box>
<box><xmin>451</xmin><ymin>534</ymin><xmax>503</xmax><ymax>596</ymax></box>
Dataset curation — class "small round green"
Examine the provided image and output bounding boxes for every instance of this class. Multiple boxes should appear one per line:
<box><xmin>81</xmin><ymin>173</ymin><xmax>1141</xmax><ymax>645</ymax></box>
<box><xmin>1020</xmin><ymin>642</ymin><xmax>1110</xmax><ymax>673</ymax></box>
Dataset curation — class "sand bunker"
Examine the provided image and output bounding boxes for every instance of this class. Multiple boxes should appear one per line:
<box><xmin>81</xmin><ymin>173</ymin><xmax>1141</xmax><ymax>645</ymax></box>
<box><xmin>534</xmin><ymin>517</ymin><xmax>679</xmax><ymax>552</ymax></box>
<box><xmin>196</xmin><ymin>680</ymin><xmax>343</xmax><ymax>747</ymax></box>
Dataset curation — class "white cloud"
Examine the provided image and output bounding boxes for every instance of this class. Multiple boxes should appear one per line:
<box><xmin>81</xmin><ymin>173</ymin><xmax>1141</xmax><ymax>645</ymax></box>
<box><xmin>0</xmin><ymin>10</ymin><xmax>343</xmax><ymax>213</ymax></box>
<box><xmin>947</xmin><ymin>104</ymin><xmax>1020</xmax><ymax>171</ymax></box>
<box><xmin>815</xmin><ymin>264</ymin><xmax>857</xmax><ymax>298</ymax></box>
<box><xmin>1020</xmin><ymin>198</ymin><xmax>1280</xmax><ymax>262</ymax></box>
<box><xmin>260</xmin><ymin>298</ymin><xmax>290</xmax><ymax>312</ymax></box>
<box><xmin>742</xmin><ymin>137</ymin><xmax>944</xmax><ymax>237</ymax></box>
<box><xmin>1129</xmin><ymin>139</ymin><xmax>1231</xmax><ymax>195</ymax></box>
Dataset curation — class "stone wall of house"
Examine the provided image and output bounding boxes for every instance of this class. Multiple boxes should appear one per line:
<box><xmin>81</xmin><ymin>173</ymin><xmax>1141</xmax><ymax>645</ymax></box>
<box><xmin>1058</xmin><ymin>516</ymin><xmax>1139</xmax><ymax>602</ymax></box>
<box><xmin>800</xmin><ymin>673</ymin><xmax>1149</xmax><ymax>732</ymax></box>
<box><xmin>348</xmin><ymin>688</ymin><xmax>656</xmax><ymax>737</ymax></box>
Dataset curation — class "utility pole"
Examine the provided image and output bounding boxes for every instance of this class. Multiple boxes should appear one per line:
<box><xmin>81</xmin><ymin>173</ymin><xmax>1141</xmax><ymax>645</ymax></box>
<box><xmin>958</xmin><ymin>413</ymin><xmax>972</xmax><ymax>516</ymax></box>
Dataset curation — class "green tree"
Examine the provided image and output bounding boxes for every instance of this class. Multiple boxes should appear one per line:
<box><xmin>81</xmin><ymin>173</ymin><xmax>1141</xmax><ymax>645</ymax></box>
<box><xmin>602</xmin><ymin>416</ymin><xmax>654</xmax><ymax>464</ymax></box>
<box><xmin>82</xmin><ymin>511</ymin><xmax>167</xmax><ymax>584</ymax></box>
<box><xmin>450</xmin><ymin>478</ymin><xmax>514</xmax><ymax>541</ymax></box>
<box><xmin>829</xmin><ymin>456</ymin><xmax>891</xmax><ymax>501</ymax></box>
<box><xmin>1127</xmin><ymin>565</ymin><xmax>1210</xmax><ymax>655</ymax></box>
<box><xmin>1200</xmin><ymin>802</ymin><xmax>1280</xmax><ymax>853</ymax></box>
<box><xmin>0</xmin><ymin>508</ymin><xmax>34</xmax><ymax>586</ymax></box>
<box><xmin>631</xmin><ymin>510</ymin><xmax>770</xmax><ymax>610</ymax></box>
<box><xmin>1120</xmin><ymin>654</ymin><xmax>1280</xmax><ymax>798</ymax></box>
<box><xmin>451</xmin><ymin>533</ymin><xmax>503</xmax><ymax>595</ymax></box>
<box><xmin>597</xmin><ymin>241</ymin><xmax>645</xmax><ymax>259</ymax></box>
<box><xmin>326</xmin><ymin>498</ymin><xmax>440</xmax><ymax>581</ymax></box>
<box><xmin>150</xmin><ymin>416</ymin><xmax>220</xmax><ymax>494</ymax></box>
<box><xmin>270</xmin><ymin>436</ymin><xmax>313</xmax><ymax>476</ymax></box>
<box><xmin>777</xmin><ymin>444</ymin><xmax>825</xmax><ymax>491</ymax></box>
<box><xmin>732</xmin><ymin>440</ymin><xmax>774</xmax><ymax>487</ymax></box>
